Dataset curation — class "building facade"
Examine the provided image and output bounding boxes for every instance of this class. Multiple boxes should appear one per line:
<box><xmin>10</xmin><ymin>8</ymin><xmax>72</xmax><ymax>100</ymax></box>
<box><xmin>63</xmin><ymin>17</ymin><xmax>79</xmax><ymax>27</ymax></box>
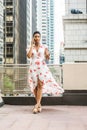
<box><xmin>63</xmin><ymin>0</ymin><xmax>87</xmax><ymax>62</ymax></box>
<box><xmin>25</xmin><ymin>0</ymin><xmax>33</xmax><ymax>64</ymax></box>
<box><xmin>36</xmin><ymin>0</ymin><xmax>55</xmax><ymax>64</ymax></box>
<box><xmin>0</xmin><ymin>0</ymin><xmax>3</xmax><ymax>64</ymax></box>
<box><xmin>4</xmin><ymin>0</ymin><xmax>31</xmax><ymax>64</ymax></box>
<box><xmin>32</xmin><ymin>0</ymin><xmax>37</xmax><ymax>35</ymax></box>
<box><xmin>4</xmin><ymin>0</ymin><xmax>55</xmax><ymax>64</ymax></box>
<box><xmin>47</xmin><ymin>0</ymin><xmax>54</xmax><ymax>64</ymax></box>
<box><xmin>59</xmin><ymin>42</ymin><xmax>65</xmax><ymax>64</ymax></box>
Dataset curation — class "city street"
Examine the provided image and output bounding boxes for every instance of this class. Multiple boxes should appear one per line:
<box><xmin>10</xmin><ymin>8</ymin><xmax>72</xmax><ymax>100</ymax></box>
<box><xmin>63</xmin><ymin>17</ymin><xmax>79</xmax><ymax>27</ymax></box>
<box><xmin>0</xmin><ymin>105</ymin><xmax>87</xmax><ymax>130</ymax></box>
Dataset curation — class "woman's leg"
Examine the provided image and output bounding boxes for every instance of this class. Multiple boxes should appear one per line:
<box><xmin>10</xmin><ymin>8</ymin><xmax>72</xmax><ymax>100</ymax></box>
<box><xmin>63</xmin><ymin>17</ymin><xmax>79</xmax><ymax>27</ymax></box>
<box><xmin>33</xmin><ymin>87</ymin><xmax>38</xmax><ymax>114</ymax></box>
<box><xmin>33</xmin><ymin>79</ymin><xmax>43</xmax><ymax>106</ymax></box>
<box><xmin>33</xmin><ymin>79</ymin><xmax>43</xmax><ymax>113</ymax></box>
<box><xmin>36</xmin><ymin>78</ymin><xmax>43</xmax><ymax>106</ymax></box>
<box><xmin>33</xmin><ymin>87</ymin><xmax>37</xmax><ymax>102</ymax></box>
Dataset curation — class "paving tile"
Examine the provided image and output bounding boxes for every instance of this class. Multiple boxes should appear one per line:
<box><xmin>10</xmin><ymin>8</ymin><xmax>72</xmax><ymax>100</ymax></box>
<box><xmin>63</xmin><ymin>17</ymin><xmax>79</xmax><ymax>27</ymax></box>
<box><xmin>0</xmin><ymin>105</ymin><xmax>87</xmax><ymax>130</ymax></box>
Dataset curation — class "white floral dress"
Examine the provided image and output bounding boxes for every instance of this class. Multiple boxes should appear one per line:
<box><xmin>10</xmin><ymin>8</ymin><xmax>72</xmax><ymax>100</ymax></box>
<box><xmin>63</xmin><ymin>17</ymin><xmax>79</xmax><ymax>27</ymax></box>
<box><xmin>27</xmin><ymin>44</ymin><xmax>64</xmax><ymax>96</ymax></box>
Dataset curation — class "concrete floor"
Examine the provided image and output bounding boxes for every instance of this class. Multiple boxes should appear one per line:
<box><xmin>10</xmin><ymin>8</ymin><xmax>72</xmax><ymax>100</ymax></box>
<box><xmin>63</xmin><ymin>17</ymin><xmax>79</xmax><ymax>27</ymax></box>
<box><xmin>0</xmin><ymin>105</ymin><xmax>87</xmax><ymax>130</ymax></box>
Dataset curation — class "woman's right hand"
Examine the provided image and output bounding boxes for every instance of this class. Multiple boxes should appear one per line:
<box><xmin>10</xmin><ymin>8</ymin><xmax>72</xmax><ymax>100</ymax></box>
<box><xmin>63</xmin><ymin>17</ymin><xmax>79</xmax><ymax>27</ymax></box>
<box><xmin>31</xmin><ymin>38</ymin><xmax>35</xmax><ymax>48</ymax></box>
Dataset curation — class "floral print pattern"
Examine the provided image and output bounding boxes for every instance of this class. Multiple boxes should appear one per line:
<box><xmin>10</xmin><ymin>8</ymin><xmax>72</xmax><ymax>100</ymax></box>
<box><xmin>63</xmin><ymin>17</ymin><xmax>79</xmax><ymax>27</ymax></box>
<box><xmin>27</xmin><ymin>44</ymin><xmax>64</xmax><ymax>96</ymax></box>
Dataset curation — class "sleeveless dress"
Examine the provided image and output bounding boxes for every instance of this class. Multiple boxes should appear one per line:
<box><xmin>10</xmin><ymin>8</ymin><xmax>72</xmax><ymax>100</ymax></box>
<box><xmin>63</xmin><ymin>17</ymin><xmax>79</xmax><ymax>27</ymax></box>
<box><xmin>27</xmin><ymin>44</ymin><xmax>64</xmax><ymax>96</ymax></box>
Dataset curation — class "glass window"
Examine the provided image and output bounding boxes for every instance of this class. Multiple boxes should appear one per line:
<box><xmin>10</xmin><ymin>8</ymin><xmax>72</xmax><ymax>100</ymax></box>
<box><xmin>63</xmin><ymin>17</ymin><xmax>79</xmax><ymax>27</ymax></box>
<box><xmin>6</xmin><ymin>8</ymin><xmax>13</xmax><ymax>15</ymax></box>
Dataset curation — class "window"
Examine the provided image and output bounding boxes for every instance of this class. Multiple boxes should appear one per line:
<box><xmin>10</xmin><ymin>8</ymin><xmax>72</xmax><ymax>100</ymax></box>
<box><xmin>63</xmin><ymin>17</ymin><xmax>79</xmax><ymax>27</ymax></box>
<box><xmin>6</xmin><ymin>26</ymin><xmax>13</xmax><ymax>32</ymax></box>
<box><xmin>6</xmin><ymin>0</ymin><xmax>13</xmax><ymax>6</ymax></box>
<box><xmin>6</xmin><ymin>33</ymin><xmax>13</xmax><ymax>37</ymax></box>
<box><xmin>6</xmin><ymin>8</ymin><xmax>13</xmax><ymax>15</ymax></box>
<box><xmin>6</xmin><ymin>21</ymin><xmax>13</xmax><ymax>26</ymax></box>
<box><xmin>6</xmin><ymin>44</ymin><xmax>13</xmax><ymax>57</ymax></box>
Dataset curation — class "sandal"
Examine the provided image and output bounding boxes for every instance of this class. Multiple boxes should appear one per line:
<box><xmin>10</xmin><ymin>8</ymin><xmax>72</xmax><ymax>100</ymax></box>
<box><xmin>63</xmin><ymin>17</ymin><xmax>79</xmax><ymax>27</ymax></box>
<box><xmin>38</xmin><ymin>105</ymin><xmax>42</xmax><ymax>113</ymax></box>
<box><xmin>32</xmin><ymin>105</ymin><xmax>38</xmax><ymax>114</ymax></box>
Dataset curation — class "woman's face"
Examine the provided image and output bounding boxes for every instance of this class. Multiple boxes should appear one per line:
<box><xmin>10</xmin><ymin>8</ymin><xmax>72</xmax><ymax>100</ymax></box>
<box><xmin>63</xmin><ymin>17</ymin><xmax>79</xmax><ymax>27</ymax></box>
<box><xmin>33</xmin><ymin>33</ymin><xmax>40</xmax><ymax>43</ymax></box>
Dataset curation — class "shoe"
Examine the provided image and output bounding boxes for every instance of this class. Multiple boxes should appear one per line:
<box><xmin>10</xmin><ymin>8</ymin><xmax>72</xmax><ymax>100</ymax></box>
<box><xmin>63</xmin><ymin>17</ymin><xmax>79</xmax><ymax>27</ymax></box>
<box><xmin>38</xmin><ymin>105</ymin><xmax>42</xmax><ymax>113</ymax></box>
<box><xmin>33</xmin><ymin>105</ymin><xmax>38</xmax><ymax>114</ymax></box>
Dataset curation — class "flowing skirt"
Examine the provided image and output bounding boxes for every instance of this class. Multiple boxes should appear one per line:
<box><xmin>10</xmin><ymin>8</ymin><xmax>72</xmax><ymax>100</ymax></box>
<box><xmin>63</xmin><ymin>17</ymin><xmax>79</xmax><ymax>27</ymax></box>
<box><xmin>28</xmin><ymin>60</ymin><xmax>64</xmax><ymax>96</ymax></box>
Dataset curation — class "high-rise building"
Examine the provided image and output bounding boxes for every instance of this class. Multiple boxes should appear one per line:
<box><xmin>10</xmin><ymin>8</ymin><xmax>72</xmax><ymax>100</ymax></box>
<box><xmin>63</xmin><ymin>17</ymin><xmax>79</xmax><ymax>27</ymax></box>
<box><xmin>26</xmin><ymin>0</ymin><xmax>32</xmax><ymax>47</ymax></box>
<box><xmin>0</xmin><ymin>0</ymin><xmax>3</xmax><ymax>64</ymax></box>
<box><xmin>32</xmin><ymin>0</ymin><xmax>37</xmax><ymax>35</ymax></box>
<box><xmin>63</xmin><ymin>0</ymin><xmax>87</xmax><ymax>62</ymax></box>
<box><xmin>47</xmin><ymin>0</ymin><xmax>54</xmax><ymax>64</ymax></box>
<box><xmin>36</xmin><ymin>0</ymin><xmax>47</xmax><ymax>44</ymax></box>
<box><xmin>36</xmin><ymin>0</ymin><xmax>54</xmax><ymax>64</ymax></box>
<box><xmin>26</xmin><ymin>0</ymin><xmax>32</xmax><ymax>64</ymax></box>
<box><xmin>4</xmin><ymin>0</ymin><xmax>31</xmax><ymax>64</ymax></box>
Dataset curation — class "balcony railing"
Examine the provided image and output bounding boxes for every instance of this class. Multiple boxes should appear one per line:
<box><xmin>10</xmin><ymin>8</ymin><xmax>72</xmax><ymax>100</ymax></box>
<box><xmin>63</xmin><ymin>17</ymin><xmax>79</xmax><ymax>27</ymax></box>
<box><xmin>0</xmin><ymin>64</ymin><xmax>63</xmax><ymax>96</ymax></box>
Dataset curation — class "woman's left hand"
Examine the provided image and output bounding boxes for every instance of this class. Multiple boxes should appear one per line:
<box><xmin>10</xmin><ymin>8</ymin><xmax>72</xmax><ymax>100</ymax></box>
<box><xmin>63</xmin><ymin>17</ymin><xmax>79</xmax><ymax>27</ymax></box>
<box><xmin>45</xmin><ymin>48</ymin><xmax>50</xmax><ymax>60</ymax></box>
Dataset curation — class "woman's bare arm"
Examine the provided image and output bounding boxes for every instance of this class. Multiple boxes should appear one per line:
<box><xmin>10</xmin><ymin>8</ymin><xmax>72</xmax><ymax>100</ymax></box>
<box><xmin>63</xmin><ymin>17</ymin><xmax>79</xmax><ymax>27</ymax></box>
<box><xmin>27</xmin><ymin>47</ymin><xmax>33</xmax><ymax>58</ymax></box>
<box><xmin>27</xmin><ymin>39</ymin><xmax>34</xmax><ymax>58</ymax></box>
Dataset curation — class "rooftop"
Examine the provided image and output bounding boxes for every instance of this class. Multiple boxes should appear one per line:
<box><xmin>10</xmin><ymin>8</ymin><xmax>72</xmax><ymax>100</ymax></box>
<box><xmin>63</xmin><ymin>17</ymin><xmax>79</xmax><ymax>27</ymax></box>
<box><xmin>0</xmin><ymin>105</ymin><xmax>87</xmax><ymax>130</ymax></box>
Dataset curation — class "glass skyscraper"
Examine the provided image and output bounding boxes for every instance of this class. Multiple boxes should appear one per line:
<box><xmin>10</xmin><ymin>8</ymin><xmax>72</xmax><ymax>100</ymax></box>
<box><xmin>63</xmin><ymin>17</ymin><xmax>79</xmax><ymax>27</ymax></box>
<box><xmin>0</xmin><ymin>0</ymin><xmax>3</xmax><ymax>64</ymax></box>
<box><xmin>36</xmin><ymin>0</ymin><xmax>54</xmax><ymax>64</ymax></box>
<box><xmin>47</xmin><ymin>0</ymin><xmax>54</xmax><ymax>64</ymax></box>
<box><xmin>32</xmin><ymin>0</ymin><xmax>37</xmax><ymax>35</ymax></box>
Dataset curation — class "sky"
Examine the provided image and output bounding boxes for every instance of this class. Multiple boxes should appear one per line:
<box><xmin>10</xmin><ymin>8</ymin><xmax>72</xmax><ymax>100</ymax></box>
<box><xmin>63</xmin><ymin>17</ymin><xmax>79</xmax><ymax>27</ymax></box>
<box><xmin>54</xmin><ymin>0</ymin><xmax>65</xmax><ymax>62</ymax></box>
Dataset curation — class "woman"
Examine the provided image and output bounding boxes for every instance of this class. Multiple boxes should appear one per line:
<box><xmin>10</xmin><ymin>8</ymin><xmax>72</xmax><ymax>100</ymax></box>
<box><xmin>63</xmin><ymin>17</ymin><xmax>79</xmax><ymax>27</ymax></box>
<box><xmin>27</xmin><ymin>31</ymin><xmax>64</xmax><ymax>114</ymax></box>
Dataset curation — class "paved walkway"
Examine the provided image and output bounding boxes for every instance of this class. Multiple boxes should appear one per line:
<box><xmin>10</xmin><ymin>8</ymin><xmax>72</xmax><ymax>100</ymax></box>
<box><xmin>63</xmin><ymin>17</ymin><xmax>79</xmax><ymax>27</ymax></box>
<box><xmin>0</xmin><ymin>105</ymin><xmax>87</xmax><ymax>130</ymax></box>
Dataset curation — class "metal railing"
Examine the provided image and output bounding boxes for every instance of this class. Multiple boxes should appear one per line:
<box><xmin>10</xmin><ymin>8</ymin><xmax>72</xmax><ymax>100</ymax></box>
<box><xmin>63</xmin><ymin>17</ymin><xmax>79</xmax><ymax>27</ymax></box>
<box><xmin>0</xmin><ymin>64</ymin><xmax>63</xmax><ymax>96</ymax></box>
